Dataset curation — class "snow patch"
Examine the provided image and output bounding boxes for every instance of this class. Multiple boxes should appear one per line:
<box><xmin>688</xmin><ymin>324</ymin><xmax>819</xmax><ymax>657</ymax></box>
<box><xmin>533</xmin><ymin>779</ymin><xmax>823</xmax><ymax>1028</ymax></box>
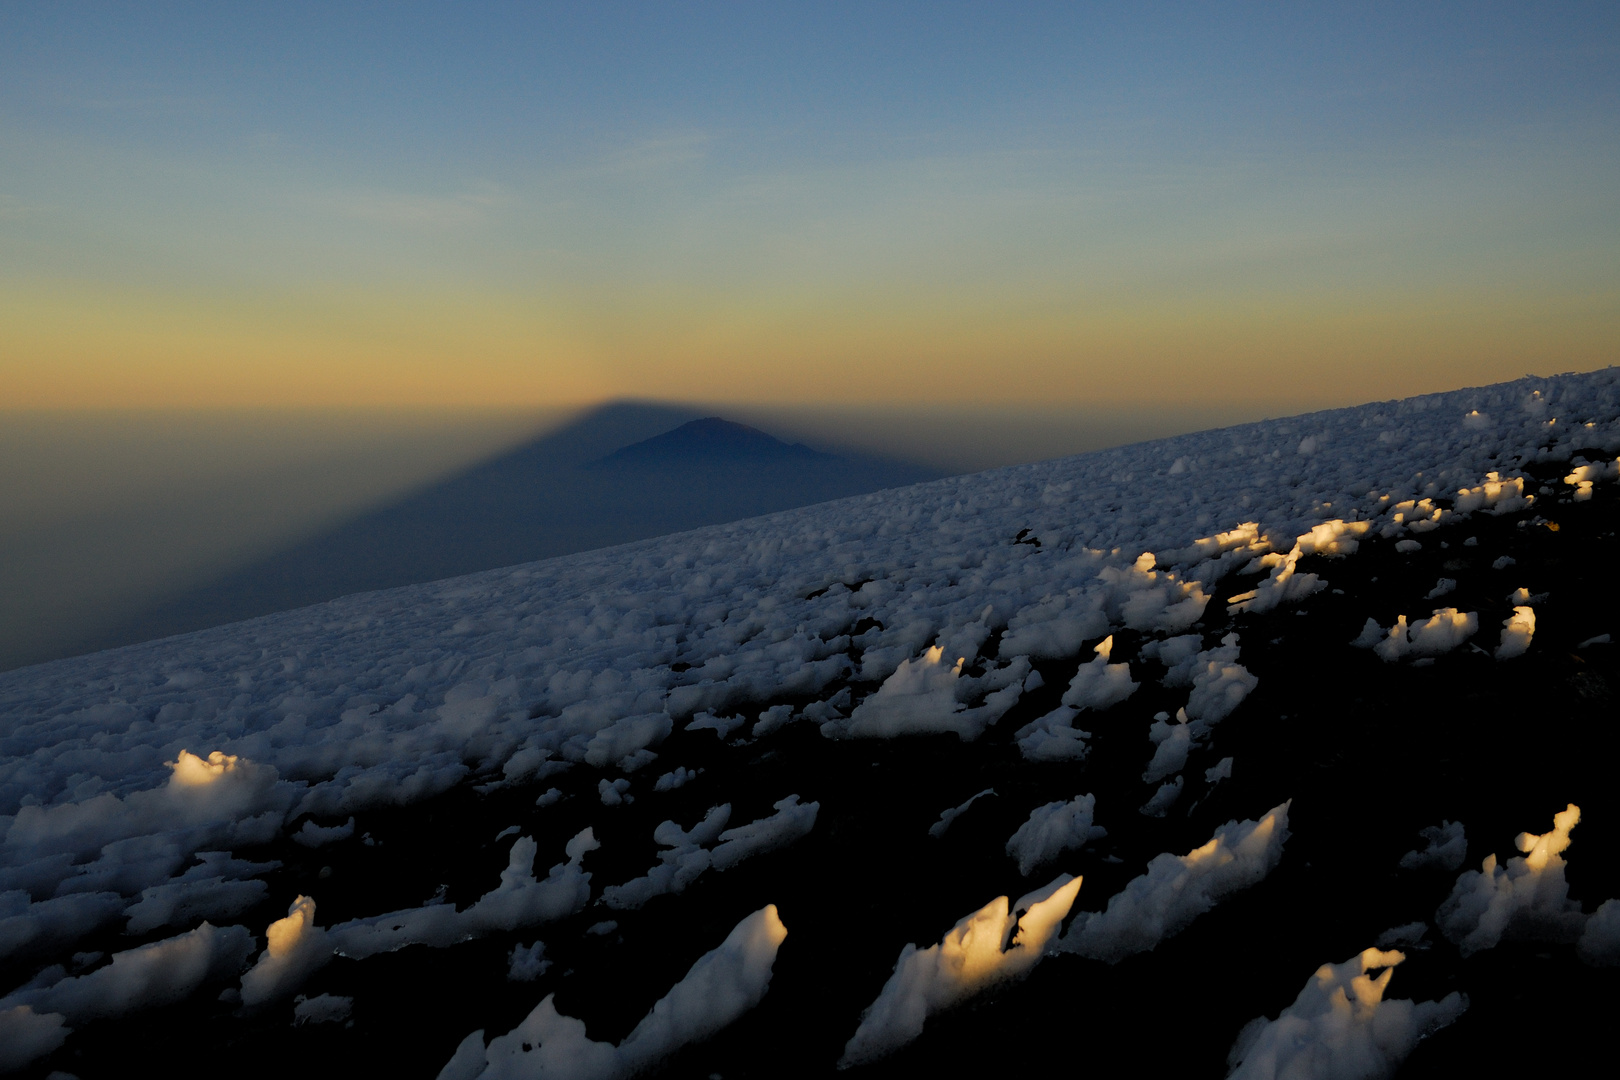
<box><xmin>1005</xmin><ymin>795</ymin><xmax>1105</xmax><ymax>875</ymax></box>
<box><xmin>1399</xmin><ymin>821</ymin><xmax>1466</xmax><ymax>871</ymax></box>
<box><xmin>1226</xmin><ymin>948</ymin><xmax>1466</xmax><ymax>1080</ymax></box>
<box><xmin>1437</xmin><ymin>804</ymin><xmax>1587</xmax><ymax>955</ymax></box>
<box><xmin>839</xmin><ymin>874</ymin><xmax>1082</xmax><ymax>1066</ymax></box>
<box><xmin>445</xmin><ymin>905</ymin><xmax>787</xmax><ymax>1080</ymax></box>
<box><xmin>1060</xmin><ymin>802</ymin><xmax>1290</xmax><ymax>963</ymax></box>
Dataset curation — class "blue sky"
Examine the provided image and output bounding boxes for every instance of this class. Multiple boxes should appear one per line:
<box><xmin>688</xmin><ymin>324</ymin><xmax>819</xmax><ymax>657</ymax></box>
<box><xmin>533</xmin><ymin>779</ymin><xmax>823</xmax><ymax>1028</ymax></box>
<box><xmin>2</xmin><ymin>2</ymin><xmax>1616</xmax><ymax>408</ymax></box>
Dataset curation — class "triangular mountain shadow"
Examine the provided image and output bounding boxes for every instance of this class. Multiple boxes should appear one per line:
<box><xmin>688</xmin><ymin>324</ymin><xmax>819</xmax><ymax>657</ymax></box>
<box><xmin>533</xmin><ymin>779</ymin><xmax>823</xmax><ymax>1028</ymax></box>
<box><xmin>92</xmin><ymin>402</ymin><xmax>944</xmax><ymax>654</ymax></box>
<box><xmin>589</xmin><ymin>416</ymin><xmax>830</xmax><ymax>468</ymax></box>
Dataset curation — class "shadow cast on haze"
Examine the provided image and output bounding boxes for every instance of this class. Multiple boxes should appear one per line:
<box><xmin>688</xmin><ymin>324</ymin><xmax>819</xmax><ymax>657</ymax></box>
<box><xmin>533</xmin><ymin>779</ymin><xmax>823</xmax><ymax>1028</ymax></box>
<box><xmin>90</xmin><ymin>402</ymin><xmax>944</xmax><ymax>658</ymax></box>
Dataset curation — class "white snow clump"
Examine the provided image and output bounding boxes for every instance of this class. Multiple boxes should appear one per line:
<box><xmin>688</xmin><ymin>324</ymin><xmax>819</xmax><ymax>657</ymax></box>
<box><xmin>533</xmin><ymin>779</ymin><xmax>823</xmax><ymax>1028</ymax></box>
<box><xmin>0</xmin><ymin>1004</ymin><xmax>70</xmax><ymax>1072</ymax></box>
<box><xmin>1495</xmin><ymin>606</ymin><xmax>1535</xmax><ymax>659</ymax></box>
<box><xmin>1143</xmin><ymin>710</ymin><xmax>1193</xmax><ymax>784</ymax></box>
<box><xmin>1013</xmin><ymin>705</ymin><xmax>1093</xmax><ymax>762</ymax></box>
<box><xmin>1436</xmin><ymin>804</ymin><xmax>1588</xmax><ymax>956</ymax></box>
<box><xmin>1059</xmin><ymin>801</ymin><xmax>1291</xmax><ymax>963</ymax></box>
<box><xmin>1577</xmin><ymin>899</ymin><xmax>1620</xmax><ymax>966</ymax></box>
<box><xmin>438</xmin><ymin>905</ymin><xmax>787</xmax><ymax>1080</ymax></box>
<box><xmin>1184</xmin><ymin>634</ymin><xmax>1259</xmax><ymax>731</ymax></box>
<box><xmin>1005</xmin><ymin>794</ymin><xmax>1105</xmax><ymax>875</ymax></box>
<box><xmin>1226</xmin><ymin>521</ymin><xmax>1359</xmax><ymax>614</ymax></box>
<box><xmin>1356</xmin><ymin>609</ymin><xmax>1478</xmax><ymax>663</ymax></box>
<box><xmin>709</xmin><ymin>795</ymin><xmax>819</xmax><ymax>871</ymax></box>
<box><xmin>601</xmin><ymin>805</ymin><xmax>731</xmax><ymax>910</ymax></box>
<box><xmin>293</xmin><ymin>816</ymin><xmax>355</xmax><ymax>848</ymax></box>
<box><xmin>0</xmin><ymin>921</ymin><xmax>251</xmax><ymax>1054</ymax></box>
<box><xmin>928</xmin><ymin>789</ymin><xmax>995</xmax><ymax>839</ymax></box>
<box><xmin>1226</xmin><ymin>947</ymin><xmax>1466</xmax><ymax>1080</ymax></box>
<box><xmin>1060</xmin><ymin>635</ymin><xmax>1139</xmax><ymax>711</ymax></box>
<box><xmin>1138</xmin><ymin>776</ymin><xmax>1185</xmax><ymax>818</ymax></box>
<box><xmin>507</xmin><ymin>940</ymin><xmax>550</xmax><ymax>981</ymax></box>
<box><xmin>240</xmin><ymin>895</ymin><xmax>330</xmax><ymax>1008</ymax></box>
<box><xmin>1398</xmin><ymin>821</ymin><xmax>1466</xmax><ymax>871</ymax></box>
<box><xmin>293</xmin><ymin>992</ymin><xmax>353</xmax><ymax>1026</ymax></box>
<box><xmin>839</xmin><ymin>873</ymin><xmax>1082</xmax><ymax>1067</ymax></box>
<box><xmin>1453</xmin><ymin>473</ymin><xmax>1532</xmax><ymax>515</ymax></box>
<box><xmin>826</xmin><ymin>646</ymin><xmax>1022</xmax><ymax>740</ymax></box>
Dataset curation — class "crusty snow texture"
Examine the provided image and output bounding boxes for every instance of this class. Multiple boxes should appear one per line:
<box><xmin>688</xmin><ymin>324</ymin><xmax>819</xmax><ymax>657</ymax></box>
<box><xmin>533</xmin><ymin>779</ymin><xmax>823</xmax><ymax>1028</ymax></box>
<box><xmin>1005</xmin><ymin>794</ymin><xmax>1106</xmax><ymax>876</ymax></box>
<box><xmin>2</xmin><ymin>370</ymin><xmax>1619</xmax><ymax>1068</ymax></box>
<box><xmin>1577</xmin><ymin>899</ymin><xmax>1620</xmax><ymax>967</ymax></box>
<box><xmin>1060</xmin><ymin>802</ymin><xmax>1291</xmax><ymax>963</ymax></box>
<box><xmin>1399</xmin><ymin>821</ymin><xmax>1467</xmax><ymax>872</ymax></box>
<box><xmin>1226</xmin><ymin>948</ymin><xmax>1466</xmax><ymax>1080</ymax></box>
<box><xmin>1495</xmin><ymin>606</ymin><xmax>1536</xmax><ymax>660</ymax></box>
<box><xmin>600</xmin><ymin>795</ymin><xmax>818</xmax><ymax>909</ymax></box>
<box><xmin>1358</xmin><ymin>608</ymin><xmax>1479</xmax><ymax>663</ymax></box>
<box><xmin>8</xmin><ymin>374</ymin><xmax>1613</xmax><ymax>834</ymax></box>
<box><xmin>839</xmin><ymin>874</ymin><xmax>1083</xmax><ymax>1067</ymax></box>
<box><xmin>1436</xmin><ymin>804</ymin><xmax>1588</xmax><ymax>956</ymax></box>
<box><xmin>439</xmin><ymin>905</ymin><xmax>787</xmax><ymax>1080</ymax></box>
<box><xmin>2</xmin><ymin>920</ymin><xmax>251</xmax><ymax>1022</ymax></box>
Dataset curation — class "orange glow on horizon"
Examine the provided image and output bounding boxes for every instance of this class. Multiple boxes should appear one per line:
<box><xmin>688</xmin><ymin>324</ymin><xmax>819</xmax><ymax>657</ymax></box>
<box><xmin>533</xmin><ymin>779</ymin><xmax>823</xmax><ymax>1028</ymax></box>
<box><xmin>3</xmin><ymin>278</ymin><xmax>1616</xmax><ymax>411</ymax></box>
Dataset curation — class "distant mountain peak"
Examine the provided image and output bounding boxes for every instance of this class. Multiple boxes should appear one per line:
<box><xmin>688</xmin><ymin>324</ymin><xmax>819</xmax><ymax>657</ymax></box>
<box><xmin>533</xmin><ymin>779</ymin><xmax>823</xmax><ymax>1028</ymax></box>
<box><xmin>591</xmin><ymin>417</ymin><xmax>830</xmax><ymax>467</ymax></box>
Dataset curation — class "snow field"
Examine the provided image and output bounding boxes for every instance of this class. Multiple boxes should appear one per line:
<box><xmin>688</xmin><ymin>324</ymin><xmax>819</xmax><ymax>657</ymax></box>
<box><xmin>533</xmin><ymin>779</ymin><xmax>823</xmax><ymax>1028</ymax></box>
<box><xmin>0</xmin><ymin>370</ymin><xmax>1617</xmax><ymax>1071</ymax></box>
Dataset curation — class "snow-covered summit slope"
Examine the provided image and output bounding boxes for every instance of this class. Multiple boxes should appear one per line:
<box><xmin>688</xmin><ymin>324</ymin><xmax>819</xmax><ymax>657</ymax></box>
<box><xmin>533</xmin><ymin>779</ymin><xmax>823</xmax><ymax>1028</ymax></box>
<box><xmin>2</xmin><ymin>369</ymin><xmax>1620</xmax><ymax>1078</ymax></box>
<box><xmin>3</xmin><ymin>371</ymin><xmax>1616</xmax><ymax>817</ymax></box>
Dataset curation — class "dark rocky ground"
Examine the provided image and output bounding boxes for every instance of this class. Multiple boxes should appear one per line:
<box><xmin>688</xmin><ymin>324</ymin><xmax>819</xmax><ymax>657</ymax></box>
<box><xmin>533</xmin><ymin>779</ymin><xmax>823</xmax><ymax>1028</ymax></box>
<box><xmin>12</xmin><ymin>456</ymin><xmax>1617</xmax><ymax>1079</ymax></box>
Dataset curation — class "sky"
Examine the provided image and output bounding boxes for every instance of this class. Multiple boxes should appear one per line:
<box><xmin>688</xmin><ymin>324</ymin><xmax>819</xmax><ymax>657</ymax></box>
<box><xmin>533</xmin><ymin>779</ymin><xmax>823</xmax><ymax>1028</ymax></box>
<box><xmin>3</xmin><ymin>2</ymin><xmax>1617</xmax><ymax>412</ymax></box>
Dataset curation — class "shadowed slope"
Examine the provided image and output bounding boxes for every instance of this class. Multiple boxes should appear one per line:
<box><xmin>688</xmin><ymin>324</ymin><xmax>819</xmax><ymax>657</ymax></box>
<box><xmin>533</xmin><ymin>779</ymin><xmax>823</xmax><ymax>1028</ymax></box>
<box><xmin>86</xmin><ymin>404</ymin><xmax>942</xmax><ymax>657</ymax></box>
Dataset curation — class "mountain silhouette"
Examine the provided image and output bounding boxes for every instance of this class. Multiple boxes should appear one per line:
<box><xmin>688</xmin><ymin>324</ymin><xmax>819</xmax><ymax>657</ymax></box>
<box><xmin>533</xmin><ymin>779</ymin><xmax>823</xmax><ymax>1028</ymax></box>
<box><xmin>87</xmin><ymin>402</ymin><xmax>943</xmax><ymax>656</ymax></box>
<box><xmin>590</xmin><ymin>417</ymin><xmax>828</xmax><ymax>467</ymax></box>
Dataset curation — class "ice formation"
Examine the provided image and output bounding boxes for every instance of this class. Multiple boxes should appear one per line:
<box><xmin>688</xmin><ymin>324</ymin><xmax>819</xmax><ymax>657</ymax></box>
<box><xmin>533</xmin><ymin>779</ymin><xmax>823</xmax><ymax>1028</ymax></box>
<box><xmin>1495</xmin><ymin>606</ymin><xmax>1536</xmax><ymax>659</ymax></box>
<box><xmin>1226</xmin><ymin>948</ymin><xmax>1466</xmax><ymax>1080</ymax></box>
<box><xmin>293</xmin><ymin>992</ymin><xmax>353</xmax><ymax>1025</ymax></box>
<box><xmin>708</xmin><ymin>795</ymin><xmax>819</xmax><ymax>872</ymax></box>
<box><xmin>928</xmin><ymin>788</ymin><xmax>995</xmax><ymax>839</ymax></box>
<box><xmin>439</xmin><ymin>905</ymin><xmax>787</xmax><ymax>1080</ymax></box>
<box><xmin>1399</xmin><ymin>821</ymin><xmax>1467</xmax><ymax>871</ymax></box>
<box><xmin>0</xmin><ymin>1005</ymin><xmax>69</xmax><ymax>1073</ymax></box>
<box><xmin>506</xmin><ymin>940</ymin><xmax>550</xmax><ymax>982</ymax></box>
<box><xmin>1374</xmin><ymin>922</ymin><xmax>1428</xmax><ymax>949</ymax></box>
<box><xmin>601</xmin><ymin>804</ymin><xmax>730</xmax><ymax>910</ymax></box>
<box><xmin>1143</xmin><ymin>711</ymin><xmax>1192</xmax><ymax>784</ymax></box>
<box><xmin>1060</xmin><ymin>802</ymin><xmax>1291</xmax><ymax>963</ymax></box>
<box><xmin>1138</xmin><ymin>776</ymin><xmax>1185</xmax><ymax>818</ymax></box>
<box><xmin>1</xmin><ymin>920</ymin><xmax>251</xmax><ymax>1024</ymax></box>
<box><xmin>839</xmin><ymin>874</ymin><xmax>1082</xmax><ymax>1066</ymax></box>
<box><xmin>238</xmin><ymin>829</ymin><xmax>599</xmax><ymax>1006</ymax></box>
<box><xmin>1566</xmin><ymin>457</ymin><xmax>1618</xmax><ymax>501</ymax></box>
<box><xmin>1577</xmin><ymin>900</ymin><xmax>1620</xmax><ymax>966</ymax></box>
<box><xmin>329</xmin><ymin>828</ymin><xmax>598</xmax><ymax>959</ymax></box>
<box><xmin>825</xmin><ymin>646</ymin><xmax>1023</xmax><ymax>740</ymax></box>
<box><xmin>1183</xmin><ymin>635</ymin><xmax>1259</xmax><ymax>732</ymax></box>
<box><xmin>240</xmin><ymin>895</ymin><xmax>330</xmax><ymax>1007</ymax></box>
<box><xmin>1013</xmin><ymin>705</ymin><xmax>1093</xmax><ymax>762</ymax></box>
<box><xmin>1357</xmin><ymin>608</ymin><xmax>1479</xmax><ymax>663</ymax></box>
<box><xmin>293</xmin><ymin>816</ymin><xmax>355</xmax><ymax>848</ymax></box>
<box><xmin>1005</xmin><ymin>794</ymin><xmax>1105</xmax><ymax>875</ymax></box>
<box><xmin>1225</xmin><ymin>528</ymin><xmax>1334</xmax><ymax>614</ymax></box>
<box><xmin>0</xmin><ymin>369</ymin><xmax>1615</xmax><ymax>1070</ymax></box>
<box><xmin>1436</xmin><ymin>804</ymin><xmax>1588</xmax><ymax>955</ymax></box>
<box><xmin>1059</xmin><ymin>635</ymin><xmax>1138</xmax><ymax>711</ymax></box>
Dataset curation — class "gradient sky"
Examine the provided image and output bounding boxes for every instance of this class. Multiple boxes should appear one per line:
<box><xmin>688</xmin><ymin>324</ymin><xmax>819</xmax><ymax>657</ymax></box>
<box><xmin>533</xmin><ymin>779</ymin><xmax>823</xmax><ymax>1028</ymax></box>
<box><xmin>2</xmin><ymin>2</ymin><xmax>1617</xmax><ymax>410</ymax></box>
